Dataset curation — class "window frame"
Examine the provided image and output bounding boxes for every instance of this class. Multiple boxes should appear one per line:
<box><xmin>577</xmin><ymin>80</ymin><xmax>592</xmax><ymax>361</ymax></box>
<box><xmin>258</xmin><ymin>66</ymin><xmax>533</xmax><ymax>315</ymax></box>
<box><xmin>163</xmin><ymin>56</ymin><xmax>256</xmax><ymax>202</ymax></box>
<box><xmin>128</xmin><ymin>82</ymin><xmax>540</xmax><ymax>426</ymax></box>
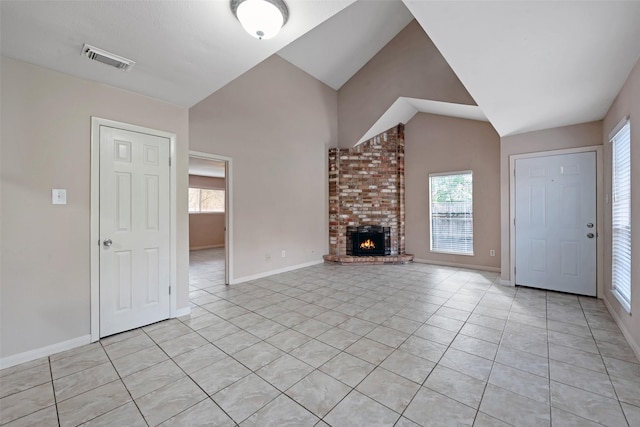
<box><xmin>428</xmin><ymin>170</ymin><xmax>474</xmax><ymax>256</ymax></box>
<box><xmin>188</xmin><ymin>187</ymin><xmax>225</xmax><ymax>213</ymax></box>
<box><xmin>610</xmin><ymin>118</ymin><xmax>632</xmax><ymax>313</ymax></box>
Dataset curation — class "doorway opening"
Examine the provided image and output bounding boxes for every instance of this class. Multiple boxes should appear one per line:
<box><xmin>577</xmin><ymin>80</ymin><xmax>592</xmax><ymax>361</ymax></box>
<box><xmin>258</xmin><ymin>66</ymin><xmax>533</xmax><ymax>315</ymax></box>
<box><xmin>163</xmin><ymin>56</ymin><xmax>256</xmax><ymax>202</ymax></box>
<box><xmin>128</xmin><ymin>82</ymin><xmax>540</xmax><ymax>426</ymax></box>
<box><xmin>188</xmin><ymin>152</ymin><xmax>231</xmax><ymax>287</ymax></box>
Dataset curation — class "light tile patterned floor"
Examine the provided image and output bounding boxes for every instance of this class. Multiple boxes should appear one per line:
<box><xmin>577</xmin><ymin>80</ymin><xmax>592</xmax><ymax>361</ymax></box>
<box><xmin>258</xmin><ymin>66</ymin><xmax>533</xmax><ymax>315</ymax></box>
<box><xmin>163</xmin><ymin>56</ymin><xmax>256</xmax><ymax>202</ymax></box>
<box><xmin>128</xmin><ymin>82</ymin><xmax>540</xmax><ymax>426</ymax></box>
<box><xmin>2</xmin><ymin>256</ymin><xmax>640</xmax><ymax>426</ymax></box>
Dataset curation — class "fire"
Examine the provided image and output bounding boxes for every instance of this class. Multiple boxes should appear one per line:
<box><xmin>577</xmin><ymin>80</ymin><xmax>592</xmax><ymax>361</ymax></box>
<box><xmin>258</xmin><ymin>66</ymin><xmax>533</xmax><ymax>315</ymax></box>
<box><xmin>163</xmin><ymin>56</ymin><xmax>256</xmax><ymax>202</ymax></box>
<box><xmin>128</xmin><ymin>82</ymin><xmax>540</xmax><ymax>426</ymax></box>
<box><xmin>360</xmin><ymin>239</ymin><xmax>376</xmax><ymax>250</ymax></box>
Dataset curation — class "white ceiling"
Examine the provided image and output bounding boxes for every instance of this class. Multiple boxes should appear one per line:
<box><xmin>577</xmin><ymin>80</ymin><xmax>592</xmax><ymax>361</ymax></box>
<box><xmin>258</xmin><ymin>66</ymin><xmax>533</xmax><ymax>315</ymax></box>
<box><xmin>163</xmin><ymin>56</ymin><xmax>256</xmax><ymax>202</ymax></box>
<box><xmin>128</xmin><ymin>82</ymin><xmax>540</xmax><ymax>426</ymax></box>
<box><xmin>2</xmin><ymin>1</ymin><xmax>640</xmax><ymax>138</ymax></box>
<box><xmin>277</xmin><ymin>0</ymin><xmax>413</xmax><ymax>90</ymax></box>
<box><xmin>356</xmin><ymin>98</ymin><xmax>487</xmax><ymax>145</ymax></box>
<box><xmin>405</xmin><ymin>0</ymin><xmax>640</xmax><ymax>136</ymax></box>
<box><xmin>0</xmin><ymin>0</ymin><xmax>355</xmax><ymax>107</ymax></box>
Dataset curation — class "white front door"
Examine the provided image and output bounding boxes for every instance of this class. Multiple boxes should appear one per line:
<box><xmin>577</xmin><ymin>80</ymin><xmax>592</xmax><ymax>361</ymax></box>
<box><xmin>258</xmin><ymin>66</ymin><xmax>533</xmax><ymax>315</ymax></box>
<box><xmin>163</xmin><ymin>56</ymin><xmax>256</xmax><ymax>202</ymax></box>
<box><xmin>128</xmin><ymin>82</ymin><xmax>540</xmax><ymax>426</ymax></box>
<box><xmin>515</xmin><ymin>151</ymin><xmax>596</xmax><ymax>296</ymax></box>
<box><xmin>100</xmin><ymin>126</ymin><xmax>171</xmax><ymax>337</ymax></box>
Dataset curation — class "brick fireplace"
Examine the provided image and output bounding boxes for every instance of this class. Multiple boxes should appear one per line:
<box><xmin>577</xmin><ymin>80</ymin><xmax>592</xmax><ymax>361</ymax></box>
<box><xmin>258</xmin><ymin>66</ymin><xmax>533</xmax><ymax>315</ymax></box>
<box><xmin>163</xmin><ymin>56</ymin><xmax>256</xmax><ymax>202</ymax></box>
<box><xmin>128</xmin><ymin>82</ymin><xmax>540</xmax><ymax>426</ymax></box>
<box><xmin>323</xmin><ymin>124</ymin><xmax>414</xmax><ymax>264</ymax></box>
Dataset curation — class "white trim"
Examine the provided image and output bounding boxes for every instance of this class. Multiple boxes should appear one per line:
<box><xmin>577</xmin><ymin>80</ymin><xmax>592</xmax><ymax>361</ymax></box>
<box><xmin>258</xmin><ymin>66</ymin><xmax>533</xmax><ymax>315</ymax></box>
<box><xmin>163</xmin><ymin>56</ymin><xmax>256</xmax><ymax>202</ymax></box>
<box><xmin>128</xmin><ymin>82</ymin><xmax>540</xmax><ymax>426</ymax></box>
<box><xmin>429</xmin><ymin>250</ymin><xmax>475</xmax><ymax>257</ymax></box>
<box><xmin>498</xmin><ymin>279</ymin><xmax>514</xmax><ymax>287</ymax></box>
<box><xmin>190</xmin><ymin>244</ymin><xmax>225</xmax><ymax>250</ymax></box>
<box><xmin>603</xmin><ymin>295</ymin><xmax>640</xmax><ymax>361</ymax></box>
<box><xmin>0</xmin><ymin>335</ymin><xmax>91</xmax><ymax>370</ymax></box>
<box><xmin>413</xmin><ymin>258</ymin><xmax>500</xmax><ymax>273</ymax></box>
<box><xmin>608</xmin><ymin>116</ymin><xmax>630</xmax><ymax>141</ymax></box>
<box><xmin>428</xmin><ymin>169</ymin><xmax>473</xmax><ymax>178</ymax></box>
<box><xmin>231</xmin><ymin>260</ymin><xmax>324</xmax><ymax>284</ymax></box>
<box><xmin>612</xmin><ymin>289</ymin><xmax>632</xmax><ymax>314</ymax></box>
<box><xmin>508</xmin><ymin>146</ymin><xmax>604</xmax><ymax>299</ymax></box>
<box><xmin>189</xmin><ymin>151</ymin><xmax>233</xmax><ymax>285</ymax></box>
<box><xmin>174</xmin><ymin>306</ymin><xmax>192</xmax><ymax>318</ymax></box>
<box><xmin>91</xmin><ymin>117</ymin><xmax>177</xmax><ymax>342</ymax></box>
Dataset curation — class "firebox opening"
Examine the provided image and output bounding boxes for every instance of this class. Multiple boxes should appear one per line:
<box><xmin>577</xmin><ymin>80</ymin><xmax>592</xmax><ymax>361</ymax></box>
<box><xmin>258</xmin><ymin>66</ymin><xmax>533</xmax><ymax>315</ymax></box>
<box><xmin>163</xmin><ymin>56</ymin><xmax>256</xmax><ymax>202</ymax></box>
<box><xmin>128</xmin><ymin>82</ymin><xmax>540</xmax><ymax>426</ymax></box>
<box><xmin>346</xmin><ymin>225</ymin><xmax>391</xmax><ymax>257</ymax></box>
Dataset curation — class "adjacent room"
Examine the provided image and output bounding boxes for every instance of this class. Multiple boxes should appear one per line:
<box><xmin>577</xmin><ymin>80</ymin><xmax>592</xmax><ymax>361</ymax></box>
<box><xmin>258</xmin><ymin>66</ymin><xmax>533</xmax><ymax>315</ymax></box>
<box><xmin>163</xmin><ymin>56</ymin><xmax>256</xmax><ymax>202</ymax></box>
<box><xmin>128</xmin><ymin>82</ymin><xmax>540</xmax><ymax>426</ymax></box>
<box><xmin>1</xmin><ymin>1</ymin><xmax>640</xmax><ymax>426</ymax></box>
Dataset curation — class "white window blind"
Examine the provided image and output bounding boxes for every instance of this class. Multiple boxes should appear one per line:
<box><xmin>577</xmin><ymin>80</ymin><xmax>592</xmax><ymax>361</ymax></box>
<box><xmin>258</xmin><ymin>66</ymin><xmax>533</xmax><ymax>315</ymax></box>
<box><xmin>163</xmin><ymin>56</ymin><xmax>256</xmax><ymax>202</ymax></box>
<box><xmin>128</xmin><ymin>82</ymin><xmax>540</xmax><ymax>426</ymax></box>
<box><xmin>611</xmin><ymin>120</ymin><xmax>631</xmax><ymax>312</ymax></box>
<box><xmin>429</xmin><ymin>171</ymin><xmax>473</xmax><ymax>255</ymax></box>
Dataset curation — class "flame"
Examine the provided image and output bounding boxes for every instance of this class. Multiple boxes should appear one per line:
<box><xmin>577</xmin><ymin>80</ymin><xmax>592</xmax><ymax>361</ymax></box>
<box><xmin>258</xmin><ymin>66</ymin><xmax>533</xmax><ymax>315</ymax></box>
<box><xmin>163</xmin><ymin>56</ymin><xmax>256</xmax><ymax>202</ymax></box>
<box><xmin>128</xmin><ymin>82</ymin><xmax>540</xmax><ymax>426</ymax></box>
<box><xmin>360</xmin><ymin>239</ymin><xmax>376</xmax><ymax>250</ymax></box>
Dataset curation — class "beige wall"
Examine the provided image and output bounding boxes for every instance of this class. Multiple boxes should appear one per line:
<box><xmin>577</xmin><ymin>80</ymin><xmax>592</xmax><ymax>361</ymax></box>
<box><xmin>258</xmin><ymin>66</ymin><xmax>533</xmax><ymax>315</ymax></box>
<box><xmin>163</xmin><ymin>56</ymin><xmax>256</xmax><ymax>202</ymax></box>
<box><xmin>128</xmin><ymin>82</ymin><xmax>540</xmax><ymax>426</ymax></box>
<box><xmin>189</xmin><ymin>175</ymin><xmax>225</xmax><ymax>189</ymax></box>
<box><xmin>189</xmin><ymin>55</ymin><xmax>336</xmax><ymax>280</ymax></box>
<box><xmin>337</xmin><ymin>20</ymin><xmax>475</xmax><ymax>148</ymax></box>
<box><xmin>189</xmin><ymin>214</ymin><xmax>225</xmax><ymax>249</ymax></box>
<box><xmin>405</xmin><ymin>114</ymin><xmax>501</xmax><ymax>270</ymax></box>
<box><xmin>602</xmin><ymin>57</ymin><xmax>640</xmax><ymax>350</ymax></box>
<box><xmin>499</xmin><ymin>121</ymin><xmax>603</xmax><ymax>284</ymax></box>
<box><xmin>189</xmin><ymin>175</ymin><xmax>225</xmax><ymax>249</ymax></box>
<box><xmin>0</xmin><ymin>57</ymin><xmax>190</xmax><ymax>360</ymax></box>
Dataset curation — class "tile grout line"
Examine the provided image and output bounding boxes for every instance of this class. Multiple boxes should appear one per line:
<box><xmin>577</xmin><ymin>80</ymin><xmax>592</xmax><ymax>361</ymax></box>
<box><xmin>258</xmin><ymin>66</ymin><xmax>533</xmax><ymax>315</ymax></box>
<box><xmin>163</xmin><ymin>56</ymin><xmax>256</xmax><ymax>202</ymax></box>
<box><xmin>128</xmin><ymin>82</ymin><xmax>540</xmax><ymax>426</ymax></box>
<box><xmin>98</xmin><ymin>339</ymin><xmax>151</xmax><ymax>427</ymax></box>
<box><xmin>49</xmin><ymin>357</ymin><xmax>62</xmax><ymax>427</ymax></box>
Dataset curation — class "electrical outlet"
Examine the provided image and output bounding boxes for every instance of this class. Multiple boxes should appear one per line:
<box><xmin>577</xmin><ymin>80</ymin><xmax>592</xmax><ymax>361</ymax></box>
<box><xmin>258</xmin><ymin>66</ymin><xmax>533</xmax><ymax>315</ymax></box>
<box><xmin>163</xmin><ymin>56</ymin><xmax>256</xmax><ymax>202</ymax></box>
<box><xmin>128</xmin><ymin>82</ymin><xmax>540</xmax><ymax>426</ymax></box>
<box><xmin>281</xmin><ymin>250</ymin><xmax>286</xmax><ymax>258</ymax></box>
<box><xmin>52</xmin><ymin>189</ymin><xmax>67</xmax><ymax>205</ymax></box>
<box><xmin>265</xmin><ymin>253</ymin><xmax>271</xmax><ymax>262</ymax></box>
<box><xmin>489</xmin><ymin>249</ymin><xmax>496</xmax><ymax>257</ymax></box>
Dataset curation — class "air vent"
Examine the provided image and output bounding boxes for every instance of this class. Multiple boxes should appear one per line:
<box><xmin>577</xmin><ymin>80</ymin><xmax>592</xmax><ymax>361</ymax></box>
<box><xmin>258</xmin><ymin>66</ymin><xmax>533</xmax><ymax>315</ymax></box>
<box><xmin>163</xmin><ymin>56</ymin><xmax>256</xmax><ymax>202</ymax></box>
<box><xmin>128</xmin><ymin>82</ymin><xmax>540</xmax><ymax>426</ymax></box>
<box><xmin>81</xmin><ymin>44</ymin><xmax>135</xmax><ymax>71</ymax></box>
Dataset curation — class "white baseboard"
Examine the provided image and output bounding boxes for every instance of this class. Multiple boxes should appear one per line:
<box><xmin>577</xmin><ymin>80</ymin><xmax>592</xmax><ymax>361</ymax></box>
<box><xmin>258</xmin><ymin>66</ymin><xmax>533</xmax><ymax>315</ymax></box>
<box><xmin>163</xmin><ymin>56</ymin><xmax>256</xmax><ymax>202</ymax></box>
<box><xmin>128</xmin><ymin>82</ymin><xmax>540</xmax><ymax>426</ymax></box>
<box><xmin>231</xmin><ymin>260</ymin><xmax>324</xmax><ymax>284</ymax></box>
<box><xmin>498</xmin><ymin>279</ymin><xmax>515</xmax><ymax>287</ymax></box>
<box><xmin>189</xmin><ymin>244</ymin><xmax>224</xmax><ymax>251</ymax></box>
<box><xmin>174</xmin><ymin>306</ymin><xmax>192</xmax><ymax>318</ymax></box>
<box><xmin>0</xmin><ymin>334</ymin><xmax>92</xmax><ymax>370</ymax></box>
<box><xmin>413</xmin><ymin>258</ymin><xmax>501</xmax><ymax>273</ymax></box>
<box><xmin>602</xmin><ymin>295</ymin><xmax>640</xmax><ymax>361</ymax></box>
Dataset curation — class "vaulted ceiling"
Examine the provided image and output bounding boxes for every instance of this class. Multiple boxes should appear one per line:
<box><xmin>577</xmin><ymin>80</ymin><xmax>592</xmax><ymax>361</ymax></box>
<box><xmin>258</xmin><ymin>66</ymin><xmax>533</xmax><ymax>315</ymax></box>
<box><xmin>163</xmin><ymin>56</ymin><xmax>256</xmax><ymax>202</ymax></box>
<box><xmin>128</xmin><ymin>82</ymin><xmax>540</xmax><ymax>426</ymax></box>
<box><xmin>2</xmin><ymin>0</ymin><xmax>640</xmax><ymax>138</ymax></box>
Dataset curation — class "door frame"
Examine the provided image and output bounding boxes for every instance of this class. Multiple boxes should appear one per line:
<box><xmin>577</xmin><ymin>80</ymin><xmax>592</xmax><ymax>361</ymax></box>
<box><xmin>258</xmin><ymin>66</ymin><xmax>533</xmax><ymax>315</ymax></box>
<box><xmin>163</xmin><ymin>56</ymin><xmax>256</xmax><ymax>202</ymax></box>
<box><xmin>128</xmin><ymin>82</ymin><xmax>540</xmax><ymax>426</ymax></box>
<box><xmin>188</xmin><ymin>150</ymin><xmax>233</xmax><ymax>285</ymax></box>
<box><xmin>509</xmin><ymin>146</ymin><xmax>604</xmax><ymax>297</ymax></box>
<box><xmin>90</xmin><ymin>117</ymin><xmax>178</xmax><ymax>342</ymax></box>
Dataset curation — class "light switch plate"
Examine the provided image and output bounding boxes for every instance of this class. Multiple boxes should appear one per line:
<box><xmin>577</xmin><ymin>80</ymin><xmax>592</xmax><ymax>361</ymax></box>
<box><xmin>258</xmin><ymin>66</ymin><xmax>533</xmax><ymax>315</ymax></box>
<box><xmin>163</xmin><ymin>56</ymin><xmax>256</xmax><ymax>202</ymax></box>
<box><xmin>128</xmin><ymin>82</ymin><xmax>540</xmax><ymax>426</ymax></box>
<box><xmin>52</xmin><ymin>189</ymin><xmax>67</xmax><ymax>205</ymax></box>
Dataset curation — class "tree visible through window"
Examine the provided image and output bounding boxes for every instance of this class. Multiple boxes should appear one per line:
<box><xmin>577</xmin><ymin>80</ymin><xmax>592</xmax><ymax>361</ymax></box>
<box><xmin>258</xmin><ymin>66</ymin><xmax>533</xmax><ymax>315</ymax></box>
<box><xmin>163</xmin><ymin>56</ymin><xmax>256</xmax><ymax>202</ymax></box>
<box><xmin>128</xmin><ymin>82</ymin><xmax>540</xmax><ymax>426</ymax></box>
<box><xmin>189</xmin><ymin>188</ymin><xmax>225</xmax><ymax>213</ymax></box>
<box><xmin>429</xmin><ymin>171</ymin><xmax>473</xmax><ymax>255</ymax></box>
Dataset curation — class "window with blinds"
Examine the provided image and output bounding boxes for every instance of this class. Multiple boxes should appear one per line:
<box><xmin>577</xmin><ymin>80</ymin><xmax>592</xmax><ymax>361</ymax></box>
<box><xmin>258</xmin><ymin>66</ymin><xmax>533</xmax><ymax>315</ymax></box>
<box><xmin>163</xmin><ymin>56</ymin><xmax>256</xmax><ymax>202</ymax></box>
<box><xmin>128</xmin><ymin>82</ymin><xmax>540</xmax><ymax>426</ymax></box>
<box><xmin>429</xmin><ymin>171</ymin><xmax>473</xmax><ymax>255</ymax></box>
<box><xmin>611</xmin><ymin>119</ymin><xmax>631</xmax><ymax>313</ymax></box>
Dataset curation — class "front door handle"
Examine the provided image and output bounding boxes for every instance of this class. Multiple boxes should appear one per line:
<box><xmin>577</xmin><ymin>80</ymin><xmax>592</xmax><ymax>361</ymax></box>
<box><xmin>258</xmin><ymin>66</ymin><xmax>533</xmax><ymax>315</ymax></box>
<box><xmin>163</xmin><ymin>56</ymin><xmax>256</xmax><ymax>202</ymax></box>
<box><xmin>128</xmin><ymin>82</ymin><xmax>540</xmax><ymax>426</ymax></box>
<box><xmin>103</xmin><ymin>239</ymin><xmax>113</xmax><ymax>247</ymax></box>
<box><xmin>587</xmin><ymin>233</ymin><xmax>595</xmax><ymax>239</ymax></box>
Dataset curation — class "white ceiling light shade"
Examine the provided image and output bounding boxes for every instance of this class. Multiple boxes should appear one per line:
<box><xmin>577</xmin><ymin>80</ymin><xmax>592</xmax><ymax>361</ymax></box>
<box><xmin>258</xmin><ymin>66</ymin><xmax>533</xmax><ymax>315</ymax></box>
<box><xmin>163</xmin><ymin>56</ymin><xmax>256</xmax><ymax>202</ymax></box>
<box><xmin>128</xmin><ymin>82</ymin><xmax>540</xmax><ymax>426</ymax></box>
<box><xmin>231</xmin><ymin>0</ymin><xmax>289</xmax><ymax>40</ymax></box>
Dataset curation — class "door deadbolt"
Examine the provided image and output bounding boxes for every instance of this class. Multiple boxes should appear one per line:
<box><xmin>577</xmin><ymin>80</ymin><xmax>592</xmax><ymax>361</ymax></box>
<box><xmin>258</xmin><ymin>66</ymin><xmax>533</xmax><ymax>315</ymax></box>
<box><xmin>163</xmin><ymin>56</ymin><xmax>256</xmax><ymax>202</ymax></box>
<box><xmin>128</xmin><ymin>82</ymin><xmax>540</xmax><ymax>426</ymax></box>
<box><xmin>587</xmin><ymin>223</ymin><xmax>594</xmax><ymax>228</ymax></box>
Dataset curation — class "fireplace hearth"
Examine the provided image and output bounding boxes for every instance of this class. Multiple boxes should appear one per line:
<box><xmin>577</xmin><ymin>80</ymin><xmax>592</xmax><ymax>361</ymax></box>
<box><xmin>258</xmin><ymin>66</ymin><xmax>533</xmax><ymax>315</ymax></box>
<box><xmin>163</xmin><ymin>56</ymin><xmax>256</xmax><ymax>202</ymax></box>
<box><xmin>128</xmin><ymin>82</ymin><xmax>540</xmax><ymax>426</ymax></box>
<box><xmin>346</xmin><ymin>225</ymin><xmax>391</xmax><ymax>256</ymax></box>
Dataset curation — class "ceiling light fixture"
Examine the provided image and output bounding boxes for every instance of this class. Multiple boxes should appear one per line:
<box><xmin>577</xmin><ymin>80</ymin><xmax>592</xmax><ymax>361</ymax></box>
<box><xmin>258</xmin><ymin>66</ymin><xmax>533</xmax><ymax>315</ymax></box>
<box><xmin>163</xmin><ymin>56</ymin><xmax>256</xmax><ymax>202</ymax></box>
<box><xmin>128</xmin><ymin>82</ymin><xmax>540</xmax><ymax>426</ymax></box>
<box><xmin>231</xmin><ymin>0</ymin><xmax>289</xmax><ymax>40</ymax></box>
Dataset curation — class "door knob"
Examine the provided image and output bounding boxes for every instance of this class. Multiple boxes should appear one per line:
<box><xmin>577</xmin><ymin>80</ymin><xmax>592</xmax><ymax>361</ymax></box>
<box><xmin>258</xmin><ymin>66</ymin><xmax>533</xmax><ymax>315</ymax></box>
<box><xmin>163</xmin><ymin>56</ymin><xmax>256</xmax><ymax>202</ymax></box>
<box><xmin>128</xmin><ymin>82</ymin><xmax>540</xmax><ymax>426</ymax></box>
<box><xmin>587</xmin><ymin>233</ymin><xmax>595</xmax><ymax>239</ymax></box>
<box><xmin>103</xmin><ymin>239</ymin><xmax>113</xmax><ymax>247</ymax></box>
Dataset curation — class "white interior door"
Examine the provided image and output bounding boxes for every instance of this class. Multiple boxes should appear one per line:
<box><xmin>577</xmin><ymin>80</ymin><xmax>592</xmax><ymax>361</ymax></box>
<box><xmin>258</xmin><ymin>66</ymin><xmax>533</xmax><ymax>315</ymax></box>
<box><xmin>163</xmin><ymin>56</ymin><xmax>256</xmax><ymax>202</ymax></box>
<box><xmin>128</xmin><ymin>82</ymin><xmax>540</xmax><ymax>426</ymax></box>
<box><xmin>515</xmin><ymin>151</ymin><xmax>596</xmax><ymax>296</ymax></box>
<box><xmin>100</xmin><ymin>126</ymin><xmax>171</xmax><ymax>337</ymax></box>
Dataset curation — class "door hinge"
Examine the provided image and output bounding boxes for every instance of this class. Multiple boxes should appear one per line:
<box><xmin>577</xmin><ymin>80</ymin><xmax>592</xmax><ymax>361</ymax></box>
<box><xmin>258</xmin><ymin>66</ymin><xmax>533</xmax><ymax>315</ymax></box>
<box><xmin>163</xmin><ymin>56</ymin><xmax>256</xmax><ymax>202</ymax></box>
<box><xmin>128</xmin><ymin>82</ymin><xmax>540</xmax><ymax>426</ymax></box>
<box><xmin>513</xmin><ymin>218</ymin><xmax>516</xmax><ymax>226</ymax></box>
<box><xmin>514</xmin><ymin>267</ymin><xmax>516</xmax><ymax>275</ymax></box>
<box><xmin>169</xmin><ymin>158</ymin><xmax>171</xmax><ymax>167</ymax></box>
<box><xmin>169</xmin><ymin>286</ymin><xmax>171</xmax><ymax>295</ymax></box>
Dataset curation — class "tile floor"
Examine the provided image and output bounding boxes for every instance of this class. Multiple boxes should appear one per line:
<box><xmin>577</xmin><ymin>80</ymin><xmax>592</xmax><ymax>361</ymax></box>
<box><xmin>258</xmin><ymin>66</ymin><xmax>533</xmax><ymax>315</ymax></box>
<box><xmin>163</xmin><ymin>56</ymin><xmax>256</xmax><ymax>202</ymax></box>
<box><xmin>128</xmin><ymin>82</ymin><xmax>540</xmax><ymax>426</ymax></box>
<box><xmin>2</xmin><ymin>258</ymin><xmax>640</xmax><ymax>426</ymax></box>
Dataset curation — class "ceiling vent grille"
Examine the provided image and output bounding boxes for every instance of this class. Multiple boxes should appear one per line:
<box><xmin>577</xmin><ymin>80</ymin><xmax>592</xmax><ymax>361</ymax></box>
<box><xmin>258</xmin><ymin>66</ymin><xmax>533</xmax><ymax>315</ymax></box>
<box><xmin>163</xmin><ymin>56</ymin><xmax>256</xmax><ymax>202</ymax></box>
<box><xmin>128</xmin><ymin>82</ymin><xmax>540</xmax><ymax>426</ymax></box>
<box><xmin>81</xmin><ymin>44</ymin><xmax>135</xmax><ymax>71</ymax></box>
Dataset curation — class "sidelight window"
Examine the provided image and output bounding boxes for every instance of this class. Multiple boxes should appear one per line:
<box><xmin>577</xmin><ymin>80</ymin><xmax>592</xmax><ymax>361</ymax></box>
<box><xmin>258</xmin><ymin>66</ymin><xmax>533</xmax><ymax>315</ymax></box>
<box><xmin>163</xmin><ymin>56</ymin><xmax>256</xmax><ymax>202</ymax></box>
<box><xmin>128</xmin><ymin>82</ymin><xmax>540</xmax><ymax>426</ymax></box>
<box><xmin>611</xmin><ymin>119</ymin><xmax>631</xmax><ymax>312</ymax></box>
